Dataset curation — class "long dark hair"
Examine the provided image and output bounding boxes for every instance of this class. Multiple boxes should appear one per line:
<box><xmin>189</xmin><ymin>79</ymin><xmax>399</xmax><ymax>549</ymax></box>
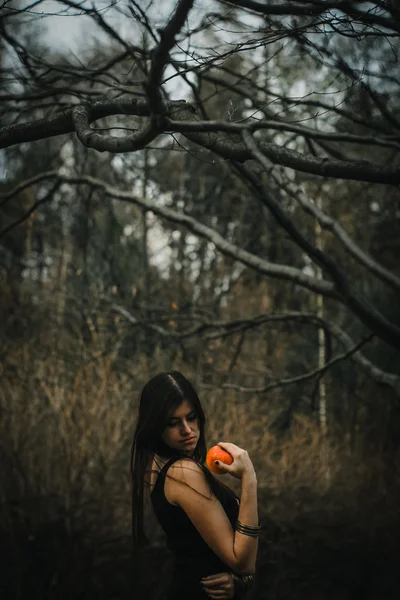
<box><xmin>130</xmin><ymin>371</ymin><xmax>236</xmax><ymax>549</ymax></box>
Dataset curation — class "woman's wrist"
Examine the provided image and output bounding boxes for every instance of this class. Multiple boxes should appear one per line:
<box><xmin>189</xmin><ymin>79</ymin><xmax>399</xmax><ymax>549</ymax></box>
<box><xmin>231</xmin><ymin>572</ymin><xmax>255</xmax><ymax>598</ymax></box>
<box><xmin>240</xmin><ymin>470</ymin><xmax>257</xmax><ymax>485</ymax></box>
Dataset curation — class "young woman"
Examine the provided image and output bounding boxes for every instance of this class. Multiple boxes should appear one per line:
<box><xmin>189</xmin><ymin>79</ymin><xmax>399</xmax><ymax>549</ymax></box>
<box><xmin>131</xmin><ymin>371</ymin><xmax>260</xmax><ymax>600</ymax></box>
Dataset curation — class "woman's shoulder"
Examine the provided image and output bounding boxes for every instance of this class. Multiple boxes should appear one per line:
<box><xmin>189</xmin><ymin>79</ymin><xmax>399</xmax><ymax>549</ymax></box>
<box><xmin>164</xmin><ymin>457</ymin><xmax>213</xmax><ymax>497</ymax></box>
<box><xmin>167</xmin><ymin>457</ymin><xmax>206</xmax><ymax>479</ymax></box>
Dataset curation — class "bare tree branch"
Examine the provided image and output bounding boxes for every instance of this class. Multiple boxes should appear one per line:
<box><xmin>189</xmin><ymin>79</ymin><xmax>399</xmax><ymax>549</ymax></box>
<box><xmin>145</xmin><ymin>0</ymin><xmax>194</xmax><ymax>114</ymax></box>
<box><xmin>0</xmin><ymin>170</ymin><xmax>58</xmax><ymax>207</ymax></box>
<box><xmin>200</xmin><ymin>333</ymin><xmax>374</xmax><ymax>395</ymax></box>
<box><xmin>1</xmin><ymin>99</ymin><xmax>400</xmax><ymax>184</ymax></box>
<box><xmin>71</xmin><ymin>104</ymin><xmax>160</xmax><ymax>152</ymax></box>
<box><xmin>220</xmin><ymin>0</ymin><xmax>400</xmax><ymax>33</ymax></box>
<box><xmin>106</xmin><ymin>302</ymin><xmax>400</xmax><ymax>396</ymax></box>
<box><xmin>59</xmin><ymin>172</ymin><xmax>340</xmax><ymax>298</ymax></box>
<box><xmin>0</xmin><ymin>182</ymin><xmax>60</xmax><ymax>241</ymax></box>
<box><xmin>239</xmin><ymin>130</ymin><xmax>400</xmax><ymax>350</ymax></box>
<box><xmin>273</xmin><ymin>170</ymin><xmax>400</xmax><ymax>293</ymax></box>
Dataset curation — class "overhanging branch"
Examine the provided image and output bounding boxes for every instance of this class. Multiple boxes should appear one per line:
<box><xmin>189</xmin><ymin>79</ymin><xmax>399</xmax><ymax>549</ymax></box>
<box><xmin>1</xmin><ymin>99</ymin><xmax>400</xmax><ymax>185</ymax></box>
<box><xmin>106</xmin><ymin>303</ymin><xmax>400</xmax><ymax>396</ymax></box>
<box><xmin>200</xmin><ymin>334</ymin><xmax>374</xmax><ymax>395</ymax></box>
<box><xmin>238</xmin><ymin>131</ymin><xmax>400</xmax><ymax>350</ymax></box>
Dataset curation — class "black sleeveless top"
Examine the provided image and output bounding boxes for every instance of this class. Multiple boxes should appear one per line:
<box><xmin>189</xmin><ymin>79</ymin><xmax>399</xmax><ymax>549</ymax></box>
<box><xmin>151</xmin><ymin>457</ymin><xmax>240</xmax><ymax>599</ymax></box>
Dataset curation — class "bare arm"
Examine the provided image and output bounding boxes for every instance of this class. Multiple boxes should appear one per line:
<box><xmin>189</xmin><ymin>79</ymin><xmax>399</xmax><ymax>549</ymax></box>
<box><xmin>166</xmin><ymin>444</ymin><xmax>258</xmax><ymax>574</ymax></box>
<box><xmin>234</xmin><ymin>471</ymin><xmax>258</xmax><ymax>573</ymax></box>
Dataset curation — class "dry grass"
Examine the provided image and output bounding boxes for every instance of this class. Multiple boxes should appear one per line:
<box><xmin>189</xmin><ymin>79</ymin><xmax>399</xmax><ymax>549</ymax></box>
<box><xmin>0</xmin><ymin>314</ymin><xmax>399</xmax><ymax>599</ymax></box>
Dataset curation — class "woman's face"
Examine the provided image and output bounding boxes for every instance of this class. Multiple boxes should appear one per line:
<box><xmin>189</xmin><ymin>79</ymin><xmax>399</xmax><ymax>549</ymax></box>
<box><xmin>161</xmin><ymin>399</ymin><xmax>200</xmax><ymax>455</ymax></box>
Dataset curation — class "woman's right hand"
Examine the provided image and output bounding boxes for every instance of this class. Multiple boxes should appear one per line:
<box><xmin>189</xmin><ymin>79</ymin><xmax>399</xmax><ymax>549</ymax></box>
<box><xmin>215</xmin><ymin>442</ymin><xmax>256</xmax><ymax>481</ymax></box>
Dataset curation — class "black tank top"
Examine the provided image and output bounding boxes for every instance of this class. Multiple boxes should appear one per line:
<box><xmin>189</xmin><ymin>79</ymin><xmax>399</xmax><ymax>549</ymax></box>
<box><xmin>151</xmin><ymin>457</ymin><xmax>240</xmax><ymax>590</ymax></box>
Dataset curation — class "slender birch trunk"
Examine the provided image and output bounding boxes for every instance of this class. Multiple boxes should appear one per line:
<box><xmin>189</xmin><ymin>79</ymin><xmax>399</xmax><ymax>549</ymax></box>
<box><xmin>316</xmin><ymin>196</ymin><xmax>327</xmax><ymax>435</ymax></box>
<box><xmin>142</xmin><ymin>148</ymin><xmax>150</xmax><ymax>314</ymax></box>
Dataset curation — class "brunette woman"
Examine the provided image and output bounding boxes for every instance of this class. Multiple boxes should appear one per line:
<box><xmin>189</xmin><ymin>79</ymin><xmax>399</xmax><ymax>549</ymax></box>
<box><xmin>131</xmin><ymin>371</ymin><xmax>260</xmax><ymax>599</ymax></box>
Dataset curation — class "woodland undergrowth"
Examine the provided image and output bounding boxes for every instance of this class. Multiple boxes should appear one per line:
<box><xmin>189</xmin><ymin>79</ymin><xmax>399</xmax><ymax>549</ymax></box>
<box><xmin>1</xmin><ymin>298</ymin><xmax>399</xmax><ymax>599</ymax></box>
